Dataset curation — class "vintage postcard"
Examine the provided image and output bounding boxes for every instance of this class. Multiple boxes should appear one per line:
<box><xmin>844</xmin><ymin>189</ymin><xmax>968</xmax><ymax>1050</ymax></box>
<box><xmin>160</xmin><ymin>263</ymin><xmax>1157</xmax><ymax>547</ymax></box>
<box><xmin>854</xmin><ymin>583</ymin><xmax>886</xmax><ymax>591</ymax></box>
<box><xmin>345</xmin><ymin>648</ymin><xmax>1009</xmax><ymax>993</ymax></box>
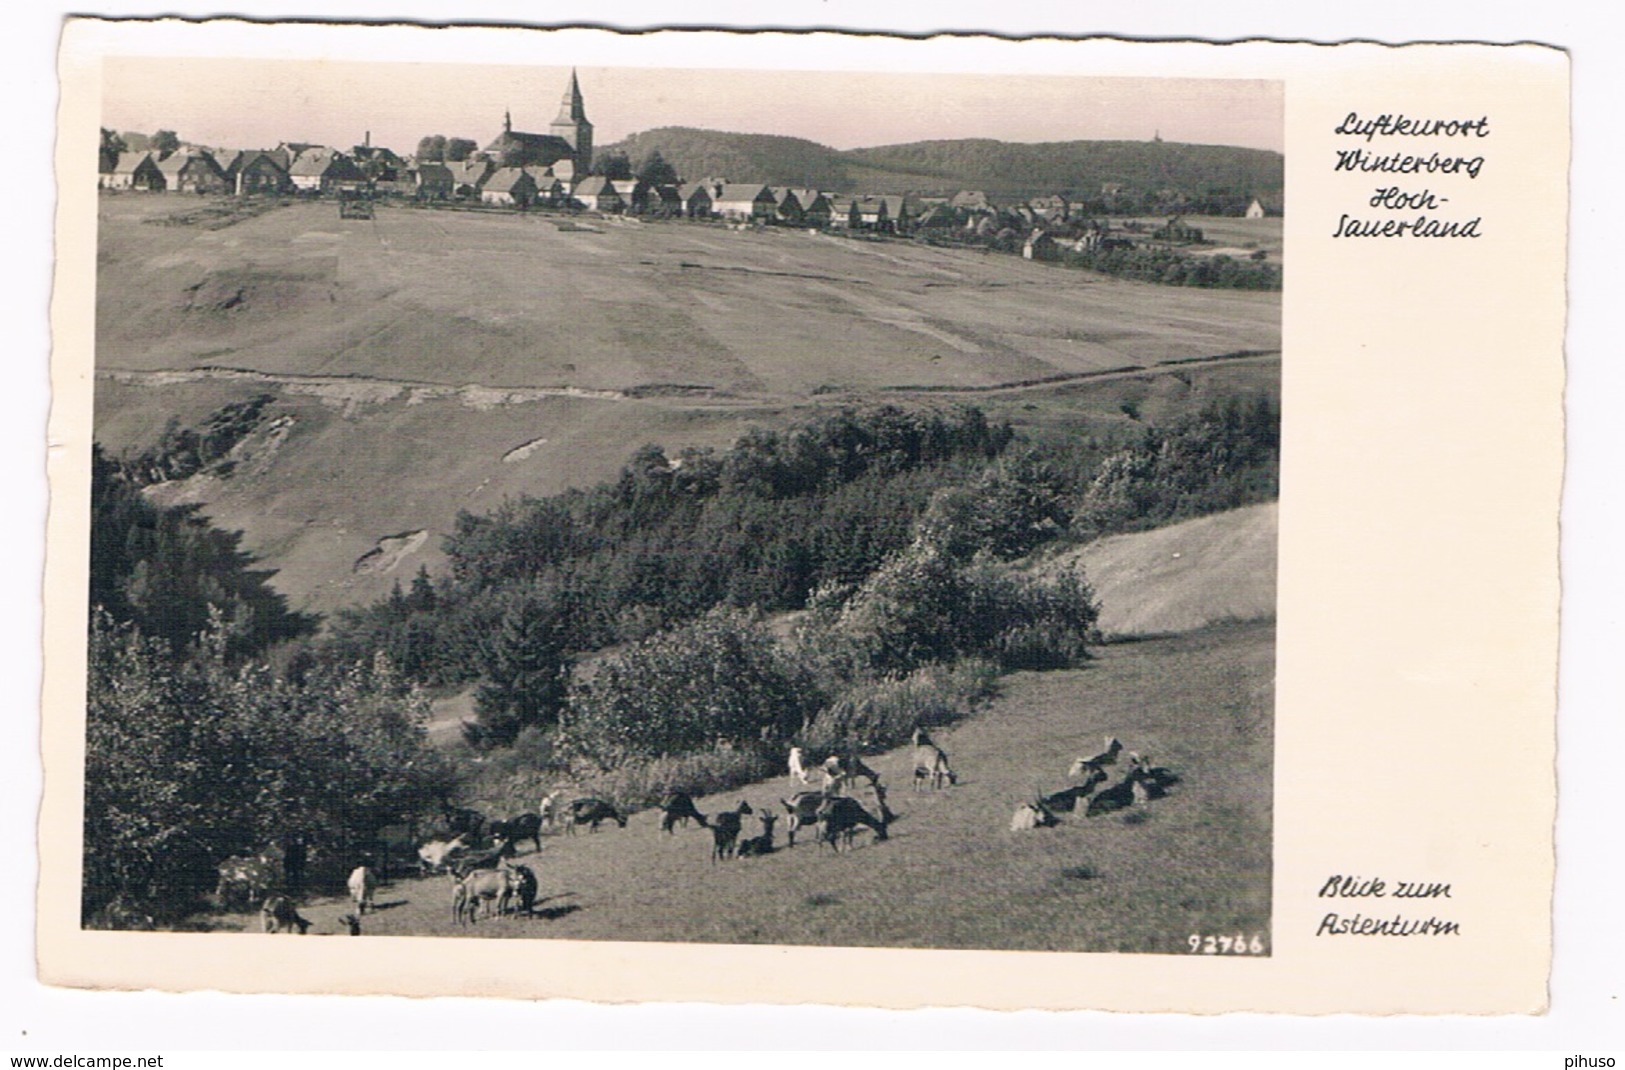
<box><xmin>39</xmin><ymin>21</ymin><xmax>1566</xmax><ymax>1013</ymax></box>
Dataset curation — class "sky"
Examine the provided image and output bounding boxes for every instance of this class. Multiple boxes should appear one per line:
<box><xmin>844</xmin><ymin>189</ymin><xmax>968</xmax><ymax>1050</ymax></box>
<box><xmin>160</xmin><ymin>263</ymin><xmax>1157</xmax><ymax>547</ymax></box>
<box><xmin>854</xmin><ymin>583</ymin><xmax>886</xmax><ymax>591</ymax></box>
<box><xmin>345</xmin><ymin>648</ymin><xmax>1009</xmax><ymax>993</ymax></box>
<box><xmin>100</xmin><ymin>57</ymin><xmax>1283</xmax><ymax>156</ymax></box>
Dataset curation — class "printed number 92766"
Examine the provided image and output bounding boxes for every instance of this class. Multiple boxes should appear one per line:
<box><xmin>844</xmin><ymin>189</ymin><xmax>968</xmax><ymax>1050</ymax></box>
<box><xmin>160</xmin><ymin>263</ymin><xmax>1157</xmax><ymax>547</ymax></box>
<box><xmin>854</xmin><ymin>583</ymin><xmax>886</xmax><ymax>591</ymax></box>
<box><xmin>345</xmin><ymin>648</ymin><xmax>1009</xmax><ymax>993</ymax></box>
<box><xmin>1187</xmin><ymin>932</ymin><xmax>1266</xmax><ymax>955</ymax></box>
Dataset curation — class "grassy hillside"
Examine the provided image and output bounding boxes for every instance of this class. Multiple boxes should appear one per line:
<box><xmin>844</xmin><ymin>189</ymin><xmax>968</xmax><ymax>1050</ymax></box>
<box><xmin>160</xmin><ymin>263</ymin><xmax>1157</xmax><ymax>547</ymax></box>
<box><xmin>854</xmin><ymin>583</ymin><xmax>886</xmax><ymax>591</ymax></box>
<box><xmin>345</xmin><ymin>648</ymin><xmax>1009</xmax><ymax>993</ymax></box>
<box><xmin>94</xmin><ymin>196</ymin><xmax>1279</xmax><ymax>613</ymax></box>
<box><xmin>206</xmin><ymin>620</ymin><xmax>1274</xmax><ymax>954</ymax></box>
<box><xmin>1039</xmin><ymin>502</ymin><xmax>1278</xmax><ymax>638</ymax></box>
<box><xmin>602</xmin><ymin>129</ymin><xmax>1283</xmax><ymax>203</ymax></box>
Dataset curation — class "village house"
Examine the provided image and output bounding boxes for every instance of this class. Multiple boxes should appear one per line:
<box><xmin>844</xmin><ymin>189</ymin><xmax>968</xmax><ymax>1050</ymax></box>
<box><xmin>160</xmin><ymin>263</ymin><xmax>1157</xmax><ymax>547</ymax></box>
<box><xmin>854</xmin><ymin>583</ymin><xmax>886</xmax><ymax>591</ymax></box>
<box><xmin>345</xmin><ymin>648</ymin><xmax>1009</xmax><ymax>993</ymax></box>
<box><xmin>646</xmin><ymin>184</ymin><xmax>683</xmax><ymax>216</ymax></box>
<box><xmin>879</xmin><ymin>194</ymin><xmax>916</xmax><ymax>233</ymax></box>
<box><xmin>1245</xmin><ymin>197</ymin><xmax>1266</xmax><ymax>219</ymax></box>
<box><xmin>412</xmin><ymin>162</ymin><xmax>454</xmax><ymax>200</ymax></box>
<box><xmin>949</xmin><ymin>189</ymin><xmax>993</xmax><ymax>212</ymax></box>
<box><xmin>480</xmin><ymin>166</ymin><xmax>539</xmax><ymax>207</ymax></box>
<box><xmin>571</xmin><ymin>175</ymin><xmax>624</xmax><ymax>212</ymax></box>
<box><xmin>827</xmin><ymin>195</ymin><xmax>856</xmax><ymax>229</ymax></box>
<box><xmin>789</xmin><ymin>188</ymin><xmax>833</xmax><ymax>228</ymax></box>
<box><xmin>852</xmin><ymin>195</ymin><xmax>890</xmax><ymax>231</ymax></box>
<box><xmin>288</xmin><ymin>148</ymin><xmax>367</xmax><ymax>194</ymax></box>
<box><xmin>677</xmin><ymin>181</ymin><xmax>713</xmax><ymax>218</ymax></box>
<box><xmin>235</xmin><ymin>151</ymin><xmax>293</xmax><ymax>195</ymax></box>
<box><xmin>451</xmin><ymin>158</ymin><xmax>494</xmax><ymax>197</ymax></box>
<box><xmin>768</xmin><ymin>187</ymin><xmax>803</xmax><ymax>226</ymax></box>
<box><xmin>1029</xmin><ymin>194</ymin><xmax>1071</xmax><ymax>222</ymax></box>
<box><xmin>608</xmin><ymin>177</ymin><xmax>652</xmax><ymax>214</ymax></box>
<box><xmin>712</xmin><ymin>183</ymin><xmax>776</xmax><ymax>222</ymax></box>
<box><xmin>101</xmin><ymin>151</ymin><xmax>163</xmax><ymax>191</ymax></box>
<box><xmin>157</xmin><ymin>152</ymin><xmax>230</xmax><ymax>194</ymax></box>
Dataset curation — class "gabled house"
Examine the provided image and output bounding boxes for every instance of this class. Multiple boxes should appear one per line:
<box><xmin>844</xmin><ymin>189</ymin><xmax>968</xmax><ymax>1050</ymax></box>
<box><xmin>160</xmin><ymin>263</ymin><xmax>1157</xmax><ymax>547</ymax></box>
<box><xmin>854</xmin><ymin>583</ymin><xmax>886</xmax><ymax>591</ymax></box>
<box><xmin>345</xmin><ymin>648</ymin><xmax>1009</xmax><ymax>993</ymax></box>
<box><xmin>1029</xmin><ymin>194</ymin><xmax>1071</xmax><ymax>222</ymax></box>
<box><xmin>101</xmin><ymin>151</ymin><xmax>163</xmax><ymax>191</ymax></box>
<box><xmin>288</xmin><ymin>149</ymin><xmax>367</xmax><ymax>194</ymax></box>
<box><xmin>412</xmin><ymin>162</ymin><xmax>454</xmax><ymax>200</ymax></box>
<box><xmin>235</xmin><ymin>151</ymin><xmax>293</xmax><ymax>195</ymax></box>
<box><xmin>678</xmin><ymin>181</ymin><xmax>713</xmax><ymax>218</ymax></box>
<box><xmin>1245</xmin><ymin>197</ymin><xmax>1267</xmax><ymax>219</ymax></box>
<box><xmin>571</xmin><ymin>174</ymin><xmax>624</xmax><ymax>212</ymax></box>
<box><xmin>788</xmin><ymin>189</ymin><xmax>833</xmax><ymax>228</ymax></box>
<box><xmin>647</xmin><ymin>184</ymin><xmax>683</xmax><ymax>216</ymax></box>
<box><xmin>480</xmin><ymin>167</ymin><xmax>539</xmax><ymax>207</ymax></box>
<box><xmin>949</xmin><ymin>189</ymin><xmax>993</xmax><ymax>211</ymax></box>
<box><xmin>712</xmin><ymin>183</ymin><xmax>776</xmax><ymax>221</ymax></box>
<box><xmin>451</xmin><ymin>158</ymin><xmax>494</xmax><ymax>198</ymax></box>
<box><xmin>607</xmin><ymin>177</ymin><xmax>652</xmax><ymax>214</ymax></box>
<box><xmin>827</xmin><ymin>196</ymin><xmax>856</xmax><ymax>229</ymax></box>
<box><xmin>879</xmin><ymin>195</ymin><xmax>916</xmax><ymax>233</ymax></box>
<box><xmin>852</xmin><ymin>195</ymin><xmax>890</xmax><ymax>230</ymax></box>
<box><xmin>157</xmin><ymin>152</ymin><xmax>229</xmax><ymax>194</ymax></box>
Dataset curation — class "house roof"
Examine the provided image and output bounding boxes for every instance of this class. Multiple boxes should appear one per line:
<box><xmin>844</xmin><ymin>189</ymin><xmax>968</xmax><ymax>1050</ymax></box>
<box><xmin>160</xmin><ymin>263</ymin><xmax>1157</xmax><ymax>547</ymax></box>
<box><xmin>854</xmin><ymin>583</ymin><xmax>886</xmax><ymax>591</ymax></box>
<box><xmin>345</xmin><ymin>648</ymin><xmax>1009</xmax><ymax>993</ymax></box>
<box><xmin>110</xmin><ymin>151</ymin><xmax>152</xmax><ymax>175</ymax></box>
<box><xmin>715</xmin><ymin>183</ymin><xmax>772</xmax><ymax>203</ymax></box>
<box><xmin>677</xmin><ymin>182</ymin><xmax>712</xmax><ymax>201</ymax></box>
<box><xmin>483</xmin><ymin>167</ymin><xmax>535</xmax><ymax>194</ymax></box>
<box><xmin>572</xmin><ymin>175</ymin><xmax>620</xmax><ymax>197</ymax></box>
<box><xmin>485</xmin><ymin>129</ymin><xmax>576</xmax><ymax>166</ymax></box>
<box><xmin>414</xmin><ymin>163</ymin><xmax>454</xmax><ymax>182</ymax></box>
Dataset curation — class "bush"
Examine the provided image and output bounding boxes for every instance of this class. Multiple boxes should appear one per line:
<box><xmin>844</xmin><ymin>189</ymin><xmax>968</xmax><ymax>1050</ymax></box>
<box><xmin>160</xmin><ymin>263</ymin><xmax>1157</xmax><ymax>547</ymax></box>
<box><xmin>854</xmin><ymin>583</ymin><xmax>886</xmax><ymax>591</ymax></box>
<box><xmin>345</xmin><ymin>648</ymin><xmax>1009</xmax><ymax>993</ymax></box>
<box><xmin>558</xmin><ymin>608</ymin><xmax>826</xmax><ymax>768</ymax></box>
<box><xmin>800</xmin><ymin>659</ymin><xmax>999</xmax><ymax>756</ymax></box>
<box><xmin>808</xmin><ymin>544</ymin><xmax>1100</xmax><ymax>676</ymax></box>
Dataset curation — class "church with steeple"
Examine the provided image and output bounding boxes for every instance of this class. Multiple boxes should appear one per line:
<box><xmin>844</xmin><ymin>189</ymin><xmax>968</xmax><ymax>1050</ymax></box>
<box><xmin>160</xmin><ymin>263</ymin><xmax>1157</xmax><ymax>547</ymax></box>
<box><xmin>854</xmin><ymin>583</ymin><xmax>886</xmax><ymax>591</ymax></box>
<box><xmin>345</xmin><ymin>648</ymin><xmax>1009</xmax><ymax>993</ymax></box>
<box><xmin>482</xmin><ymin>70</ymin><xmax>594</xmax><ymax>184</ymax></box>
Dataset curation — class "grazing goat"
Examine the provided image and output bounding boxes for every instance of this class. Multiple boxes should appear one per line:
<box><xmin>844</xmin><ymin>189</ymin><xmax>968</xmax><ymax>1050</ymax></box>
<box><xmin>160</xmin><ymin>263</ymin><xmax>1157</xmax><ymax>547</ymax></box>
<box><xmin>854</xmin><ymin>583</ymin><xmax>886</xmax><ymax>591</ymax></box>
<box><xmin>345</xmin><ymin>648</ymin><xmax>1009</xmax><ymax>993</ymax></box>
<box><xmin>788</xmin><ymin>746</ymin><xmax>812</xmax><ymax>785</ymax></box>
<box><xmin>1128</xmin><ymin>755</ymin><xmax>1181</xmax><ymax>797</ymax></box>
<box><xmin>912</xmin><ymin>742</ymin><xmax>956</xmax><ymax>791</ymax></box>
<box><xmin>537</xmin><ymin>790</ymin><xmax>563</xmax><ymax>830</ymax></box>
<box><xmin>780</xmin><ymin>790</ymin><xmax>827</xmax><ymax>847</ymax></box>
<box><xmin>658</xmin><ymin>791</ymin><xmax>708</xmax><ymax>834</ymax></box>
<box><xmin>259</xmin><ymin>895</ymin><xmax>310</xmax><ymax>934</ymax></box>
<box><xmin>450</xmin><ymin>838</ymin><xmax>515</xmax><ymax>879</ymax></box>
<box><xmin>821</xmin><ymin>753</ymin><xmax>883</xmax><ymax>799</ymax></box>
<box><xmin>1010</xmin><ymin>800</ymin><xmax>1061</xmax><ymax>831</ymax></box>
<box><xmin>709</xmin><ymin>800</ymin><xmax>755</xmax><ymax>863</ymax></box>
<box><xmin>346</xmin><ymin>864</ymin><xmax>377</xmax><ymax>915</ymax></box>
<box><xmin>507</xmin><ymin>864</ymin><xmax>538</xmax><ymax>916</ymax></box>
<box><xmin>416</xmin><ymin>833</ymin><xmax>468</xmax><ymax>876</ymax></box>
<box><xmin>1041</xmin><ymin>764</ymin><xmax>1110</xmax><ymax>812</ymax></box>
<box><xmin>736</xmin><ymin>812</ymin><xmax>778</xmax><ymax>857</ymax></box>
<box><xmin>1071</xmin><ymin>737</ymin><xmax>1123</xmax><ymax>776</ymax></box>
<box><xmin>1086</xmin><ymin>769</ymin><xmax>1145</xmax><ymax>817</ymax></box>
<box><xmin>816</xmin><ymin>796</ymin><xmax>889</xmax><ymax>851</ymax></box>
<box><xmin>452</xmin><ymin>867</ymin><xmax>517</xmax><ymax>925</ymax></box>
<box><xmin>566</xmin><ymin>797</ymin><xmax>627</xmax><ymax>834</ymax></box>
<box><xmin>491</xmin><ymin>813</ymin><xmax>544</xmax><ymax>854</ymax></box>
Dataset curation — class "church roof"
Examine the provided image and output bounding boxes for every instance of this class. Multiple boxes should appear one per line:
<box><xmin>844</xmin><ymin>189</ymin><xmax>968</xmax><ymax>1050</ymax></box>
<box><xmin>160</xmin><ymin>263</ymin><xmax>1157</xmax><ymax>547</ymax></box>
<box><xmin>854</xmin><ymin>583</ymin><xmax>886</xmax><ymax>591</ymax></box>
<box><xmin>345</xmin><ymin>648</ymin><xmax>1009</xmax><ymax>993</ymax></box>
<box><xmin>485</xmin><ymin>128</ymin><xmax>576</xmax><ymax>166</ymax></box>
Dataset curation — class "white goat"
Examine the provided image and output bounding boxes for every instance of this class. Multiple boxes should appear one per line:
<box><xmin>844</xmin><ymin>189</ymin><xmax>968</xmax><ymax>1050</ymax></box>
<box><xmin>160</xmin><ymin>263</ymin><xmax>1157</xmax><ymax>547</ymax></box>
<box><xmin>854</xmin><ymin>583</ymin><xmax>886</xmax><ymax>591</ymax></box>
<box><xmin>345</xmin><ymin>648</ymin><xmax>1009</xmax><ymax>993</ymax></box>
<box><xmin>788</xmin><ymin>746</ymin><xmax>812</xmax><ymax>785</ymax></box>
<box><xmin>346</xmin><ymin>864</ymin><xmax>378</xmax><ymax>915</ymax></box>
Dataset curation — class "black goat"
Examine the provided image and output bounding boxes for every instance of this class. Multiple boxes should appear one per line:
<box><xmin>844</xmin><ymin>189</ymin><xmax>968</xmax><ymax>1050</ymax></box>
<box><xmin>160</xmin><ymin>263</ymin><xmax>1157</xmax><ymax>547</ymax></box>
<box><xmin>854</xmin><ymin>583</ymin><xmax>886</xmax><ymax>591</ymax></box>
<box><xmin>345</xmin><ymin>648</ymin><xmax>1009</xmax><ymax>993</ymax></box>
<box><xmin>817</xmin><ymin>796</ymin><xmax>888</xmax><ymax>852</ymax></box>
<box><xmin>709</xmin><ymin>800</ymin><xmax>754</xmax><ymax>863</ymax></box>
<box><xmin>566</xmin><ymin>798</ymin><xmax>627</xmax><ymax>835</ymax></box>
<box><xmin>658</xmin><ymin>791</ymin><xmax>708</xmax><ymax>833</ymax></box>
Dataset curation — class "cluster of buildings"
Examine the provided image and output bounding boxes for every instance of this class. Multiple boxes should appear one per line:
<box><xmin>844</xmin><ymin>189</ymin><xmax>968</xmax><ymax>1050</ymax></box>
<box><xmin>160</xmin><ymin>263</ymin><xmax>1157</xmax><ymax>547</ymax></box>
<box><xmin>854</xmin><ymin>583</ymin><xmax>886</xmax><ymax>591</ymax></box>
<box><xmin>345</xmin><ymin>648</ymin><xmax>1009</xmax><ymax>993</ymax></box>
<box><xmin>100</xmin><ymin>71</ymin><xmax>1274</xmax><ymax>243</ymax></box>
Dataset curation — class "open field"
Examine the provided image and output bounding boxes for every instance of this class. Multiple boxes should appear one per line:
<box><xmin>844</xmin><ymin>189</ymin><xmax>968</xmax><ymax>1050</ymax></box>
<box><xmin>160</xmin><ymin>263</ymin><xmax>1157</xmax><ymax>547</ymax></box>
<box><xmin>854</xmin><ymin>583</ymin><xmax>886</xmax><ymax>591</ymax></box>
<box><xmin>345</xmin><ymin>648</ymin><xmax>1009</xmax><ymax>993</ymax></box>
<box><xmin>209</xmin><ymin>620</ymin><xmax>1274</xmax><ymax>953</ymax></box>
<box><xmin>94</xmin><ymin>195</ymin><xmax>1281</xmax><ymax>613</ymax></box>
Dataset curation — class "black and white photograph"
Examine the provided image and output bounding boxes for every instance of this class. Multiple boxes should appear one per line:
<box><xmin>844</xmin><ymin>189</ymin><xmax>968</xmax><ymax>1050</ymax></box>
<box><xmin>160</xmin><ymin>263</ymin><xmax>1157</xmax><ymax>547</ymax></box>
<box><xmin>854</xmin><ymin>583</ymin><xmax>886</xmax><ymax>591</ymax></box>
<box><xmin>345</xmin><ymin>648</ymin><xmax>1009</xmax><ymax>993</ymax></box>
<box><xmin>80</xmin><ymin>42</ymin><xmax>1282</xmax><ymax>954</ymax></box>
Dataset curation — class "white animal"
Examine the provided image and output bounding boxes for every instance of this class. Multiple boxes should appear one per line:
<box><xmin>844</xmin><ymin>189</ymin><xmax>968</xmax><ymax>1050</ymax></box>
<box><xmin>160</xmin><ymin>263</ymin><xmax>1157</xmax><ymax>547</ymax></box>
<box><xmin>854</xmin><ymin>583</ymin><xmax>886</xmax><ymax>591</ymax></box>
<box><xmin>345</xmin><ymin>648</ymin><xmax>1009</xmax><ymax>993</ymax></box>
<box><xmin>788</xmin><ymin>746</ymin><xmax>811</xmax><ymax>785</ymax></box>
<box><xmin>537</xmin><ymin>790</ymin><xmax>563</xmax><ymax>830</ymax></box>
<box><xmin>347</xmin><ymin>865</ymin><xmax>377</xmax><ymax>915</ymax></box>
<box><xmin>416</xmin><ymin>833</ymin><xmax>468</xmax><ymax>875</ymax></box>
<box><xmin>1010</xmin><ymin>801</ymin><xmax>1059</xmax><ymax>832</ymax></box>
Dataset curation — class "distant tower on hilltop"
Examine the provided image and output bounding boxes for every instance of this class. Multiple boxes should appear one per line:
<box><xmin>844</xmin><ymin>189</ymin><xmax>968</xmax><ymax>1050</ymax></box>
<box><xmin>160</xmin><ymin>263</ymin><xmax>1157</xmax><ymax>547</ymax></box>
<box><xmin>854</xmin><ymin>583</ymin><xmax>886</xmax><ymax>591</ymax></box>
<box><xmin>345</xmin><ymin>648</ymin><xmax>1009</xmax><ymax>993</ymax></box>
<box><xmin>549</xmin><ymin>69</ymin><xmax>593</xmax><ymax>174</ymax></box>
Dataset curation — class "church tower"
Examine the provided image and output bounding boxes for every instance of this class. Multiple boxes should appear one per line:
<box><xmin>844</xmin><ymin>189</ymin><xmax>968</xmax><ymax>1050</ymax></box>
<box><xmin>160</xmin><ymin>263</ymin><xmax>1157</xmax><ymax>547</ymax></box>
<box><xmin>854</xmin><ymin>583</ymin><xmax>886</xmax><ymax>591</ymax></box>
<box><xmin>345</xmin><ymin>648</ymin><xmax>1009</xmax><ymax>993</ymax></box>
<box><xmin>549</xmin><ymin>69</ymin><xmax>593</xmax><ymax>174</ymax></box>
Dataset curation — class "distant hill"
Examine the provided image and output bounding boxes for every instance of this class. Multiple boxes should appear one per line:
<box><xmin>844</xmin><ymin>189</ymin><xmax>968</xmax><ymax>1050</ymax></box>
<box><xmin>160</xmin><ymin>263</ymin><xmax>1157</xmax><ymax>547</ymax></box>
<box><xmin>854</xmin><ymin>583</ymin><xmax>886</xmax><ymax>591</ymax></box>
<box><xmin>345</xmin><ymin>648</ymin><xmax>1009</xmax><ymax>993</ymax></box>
<box><xmin>602</xmin><ymin>128</ymin><xmax>1284</xmax><ymax>207</ymax></box>
<box><xmin>609</xmin><ymin>127</ymin><xmax>853</xmax><ymax>190</ymax></box>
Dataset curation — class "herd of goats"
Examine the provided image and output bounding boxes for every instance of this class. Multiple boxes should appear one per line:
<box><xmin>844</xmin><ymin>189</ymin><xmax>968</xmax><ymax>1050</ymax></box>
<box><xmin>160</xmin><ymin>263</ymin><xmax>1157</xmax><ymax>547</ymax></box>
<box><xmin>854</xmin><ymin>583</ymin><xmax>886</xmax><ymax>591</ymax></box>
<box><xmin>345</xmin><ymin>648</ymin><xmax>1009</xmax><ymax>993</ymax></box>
<box><xmin>225</xmin><ymin>728</ymin><xmax>1181</xmax><ymax>934</ymax></box>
